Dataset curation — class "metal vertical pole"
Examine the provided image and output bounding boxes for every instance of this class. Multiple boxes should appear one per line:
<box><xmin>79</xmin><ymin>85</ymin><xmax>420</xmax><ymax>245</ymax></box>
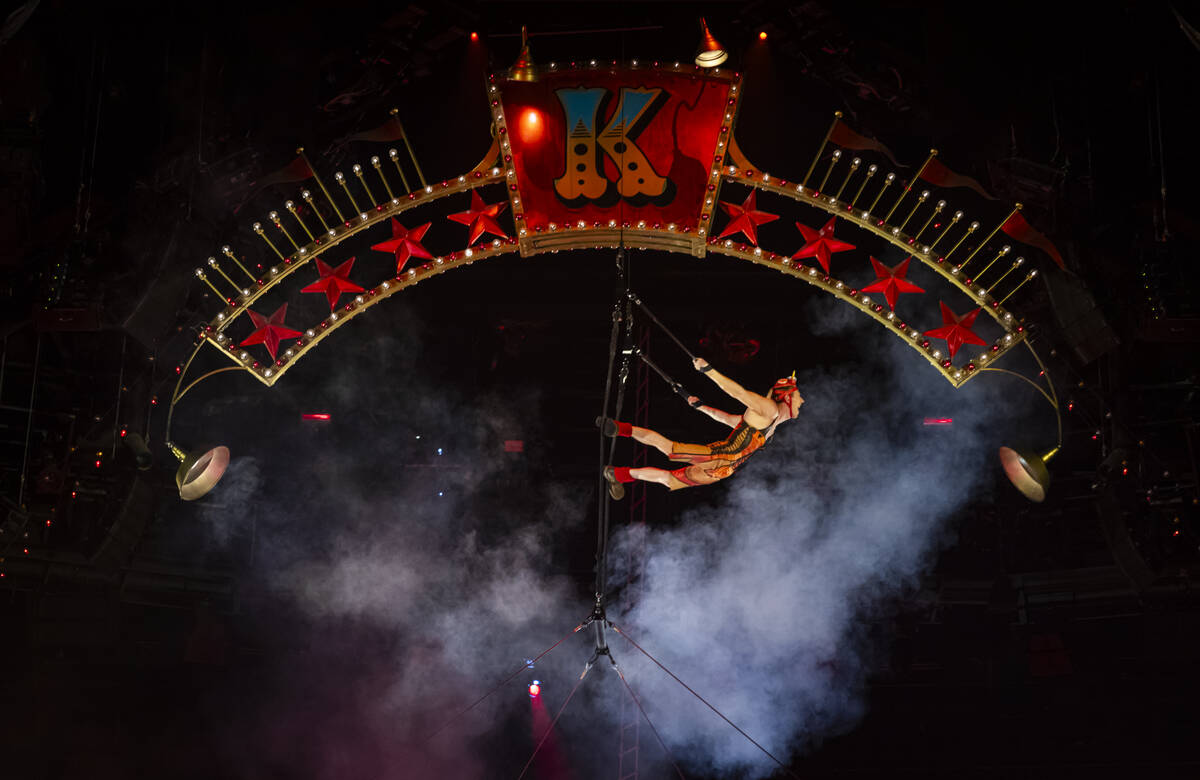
<box><xmin>617</xmin><ymin>323</ymin><xmax>650</xmax><ymax>780</ymax></box>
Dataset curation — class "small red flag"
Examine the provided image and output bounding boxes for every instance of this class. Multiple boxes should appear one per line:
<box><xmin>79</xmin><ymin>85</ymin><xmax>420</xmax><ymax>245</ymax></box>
<box><xmin>919</xmin><ymin>157</ymin><xmax>997</xmax><ymax>200</ymax></box>
<box><xmin>252</xmin><ymin>154</ymin><xmax>315</xmax><ymax>189</ymax></box>
<box><xmin>1000</xmin><ymin>211</ymin><xmax>1064</xmax><ymax>269</ymax></box>
<box><xmin>828</xmin><ymin>119</ymin><xmax>902</xmax><ymax>167</ymax></box>
<box><xmin>347</xmin><ymin>115</ymin><xmax>406</xmax><ymax>143</ymax></box>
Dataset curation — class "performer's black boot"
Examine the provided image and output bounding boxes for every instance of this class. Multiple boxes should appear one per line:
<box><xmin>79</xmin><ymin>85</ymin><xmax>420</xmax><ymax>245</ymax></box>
<box><xmin>602</xmin><ymin>466</ymin><xmax>626</xmax><ymax>500</ymax></box>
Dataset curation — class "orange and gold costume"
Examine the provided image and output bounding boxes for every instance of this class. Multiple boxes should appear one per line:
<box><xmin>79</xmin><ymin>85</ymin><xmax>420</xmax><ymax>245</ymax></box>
<box><xmin>667</xmin><ymin>418</ymin><xmax>771</xmax><ymax>486</ymax></box>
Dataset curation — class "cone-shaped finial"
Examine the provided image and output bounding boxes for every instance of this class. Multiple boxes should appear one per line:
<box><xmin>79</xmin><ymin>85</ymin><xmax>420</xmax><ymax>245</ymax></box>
<box><xmin>695</xmin><ymin>17</ymin><xmax>728</xmax><ymax>68</ymax></box>
<box><xmin>508</xmin><ymin>25</ymin><xmax>537</xmax><ymax>82</ymax></box>
<box><xmin>998</xmin><ymin>445</ymin><xmax>1059</xmax><ymax>502</ymax></box>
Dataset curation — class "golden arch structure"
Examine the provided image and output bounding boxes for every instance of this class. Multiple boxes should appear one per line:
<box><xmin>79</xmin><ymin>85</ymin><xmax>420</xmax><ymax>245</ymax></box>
<box><xmin>169</xmin><ymin>60</ymin><xmax>1062</xmax><ymax>499</ymax></box>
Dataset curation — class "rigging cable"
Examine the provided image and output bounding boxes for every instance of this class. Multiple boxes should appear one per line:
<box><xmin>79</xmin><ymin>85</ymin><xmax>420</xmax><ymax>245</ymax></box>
<box><xmin>614</xmin><ymin>665</ymin><xmax>688</xmax><ymax>779</ymax></box>
<box><xmin>610</xmin><ymin>622</ymin><xmax>802</xmax><ymax>780</ymax></box>
<box><xmin>515</xmin><ymin>663</ymin><xmax>592</xmax><ymax>780</ymax></box>
<box><xmin>422</xmin><ymin>619</ymin><xmax>591</xmax><ymax>743</ymax></box>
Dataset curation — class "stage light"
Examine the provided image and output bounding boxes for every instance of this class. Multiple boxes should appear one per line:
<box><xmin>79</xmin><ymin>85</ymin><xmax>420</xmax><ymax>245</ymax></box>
<box><xmin>758</xmin><ymin>31</ymin><xmax>768</xmax><ymax>40</ymax></box>
<box><xmin>695</xmin><ymin>18</ymin><xmax>728</xmax><ymax>68</ymax></box>
<box><xmin>470</xmin><ymin>31</ymin><xmax>478</xmax><ymax>41</ymax></box>
<box><xmin>122</xmin><ymin>432</ymin><xmax>154</xmax><ymax>470</ymax></box>
<box><xmin>529</xmin><ymin>680</ymin><xmax>540</xmax><ymax>697</ymax></box>
<box><xmin>923</xmin><ymin>417</ymin><xmax>953</xmax><ymax>426</ymax></box>
<box><xmin>518</xmin><ymin>108</ymin><xmax>544</xmax><ymax>143</ymax></box>
<box><xmin>998</xmin><ymin>445</ymin><xmax>1058</xmax><ymax>503</ymax></box>
<box><xmin>301</xmin><ymin>413</ymin><xmax>331</xmax><ymax>420</ymax></box>
<box><xmin>169</xmin><ymin>443</ymin><xmax>231</xmax><ymax>501</ymax></box>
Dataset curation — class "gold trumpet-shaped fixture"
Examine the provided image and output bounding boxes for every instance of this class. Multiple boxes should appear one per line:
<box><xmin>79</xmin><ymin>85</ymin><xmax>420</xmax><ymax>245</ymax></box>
<box><xmin>508</xmin><ymin>26</ymin><xmax>537</xmax><ymax>82</ymax></box>
<box><xmin>169</xmin><ymin>442</ymin><xmax>231</xmax><ymax>501</ymax></box>
<box><xmin>998</xmin><ymin>444</ymin><xmax>1060</xmax><ymax>503</ymax></box>
<box><xmin>694</xmin><ymin>18</ymin><xmax>728</xmax><ymax>68</ymax></box>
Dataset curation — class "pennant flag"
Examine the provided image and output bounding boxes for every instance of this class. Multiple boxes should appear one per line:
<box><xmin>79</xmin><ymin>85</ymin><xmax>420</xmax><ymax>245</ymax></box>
<box><xmin>233</xmin><ymin>153</ymin><xmax>316</xmax><ymax>214</ymax></box>
<box><xmin>1001</xmin><ymin>210</ymin><xmax>1064</xmax><ymax>269</ymax></box>
<box><xmin>1173</xmin><ymin>5</ymin><xmax>1200</xmax><ymax>53</ymax></box>
<box><xmin>829</xmin><ymin>119</ymin><xmax>902</xmax><ymax>167</ymax></box>
<box><xmin>919</xmin><ymin>157</ymin><xmax>997</xmax><ymax>200</ymax></box>
<box><xmin>347</xmin><ymin>115</ymin><xmax>406</xmax><ymax>143</ymax></box>
<box><xmin>252</xmin><ymin>153</ymin><xmax>314</xmax><ymax>190</ymax></box>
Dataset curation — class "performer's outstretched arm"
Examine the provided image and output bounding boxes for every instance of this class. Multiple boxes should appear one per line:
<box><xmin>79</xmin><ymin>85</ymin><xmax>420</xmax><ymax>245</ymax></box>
<box><xmin>686</xmin><ymin>396</ymin><xmax>740</xmax><ymax>428</ymax></box>
<box><xmin>693</xmin><ymin>358</ymin><xmax>778</xmax><ymax>421</ymax></box>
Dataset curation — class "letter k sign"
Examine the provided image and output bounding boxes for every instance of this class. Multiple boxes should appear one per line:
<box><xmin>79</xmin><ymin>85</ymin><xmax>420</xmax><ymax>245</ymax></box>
<box><xmin>553</xmin><ymin>87</ymin><xmax>675</xmax><ymax>208</ymax></box>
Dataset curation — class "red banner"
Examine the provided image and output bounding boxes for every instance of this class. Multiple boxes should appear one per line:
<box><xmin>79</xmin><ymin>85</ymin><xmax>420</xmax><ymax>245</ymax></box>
<box><xmin>499</xmin><ymin>69</ymin><xmax>732</xmax><ymax>232</ymax></box>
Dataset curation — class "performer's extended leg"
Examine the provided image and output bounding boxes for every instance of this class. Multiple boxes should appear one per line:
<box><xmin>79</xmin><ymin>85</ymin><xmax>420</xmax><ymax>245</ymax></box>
<box><xmin>606</xmin><ymin>465</ymin><xmax>706</xmax><ymax>492</ymax></box>
<box><xmin>597</xmin><ymin>417</ymin><xmax>681</xmax><ymax>458</ymax></box>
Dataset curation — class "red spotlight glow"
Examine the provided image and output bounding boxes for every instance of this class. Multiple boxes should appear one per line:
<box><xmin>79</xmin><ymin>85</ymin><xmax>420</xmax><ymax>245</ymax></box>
<box><xmin>301</xmin><ymin>413</ymin><xmax>332</xmax><ymax>421</ymax></box>
<box><xmin>470</xmin><ymin>31</ymin><xmax>478</xmax><ymax>41</ymax></box>
<box><xmin>528</xmin><ymin>681</ymin><xmax>540</xmax><ymax>697</ymax></box>
<box><xmin>518</xmin><ymin>109</ymin><xmax>544</xmax><ymax>144</ymax></box>
<box><xmin>759</xmin><ymin>31</ymin><xmax>768</xmax><ymax>40</ymax></box>
<box><xmin>923</xmin><ymin>417</ymin><xmax>953</xmax><ymax>426</ymax></box>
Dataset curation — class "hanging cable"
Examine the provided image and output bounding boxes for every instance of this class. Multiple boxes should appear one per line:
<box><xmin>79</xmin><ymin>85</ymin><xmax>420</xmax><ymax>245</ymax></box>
<box><xmin>610</xmin><ymin>623</ymin><xmax>802</xmax><ymax>780</ymax></box>
<box><xmin>626</xmin><ymin>292</ymin><xmax>696</xmax><ymax>361</ymax></box>
<box><xmin>515</xmin><ymin>663</ymin><xmax>591</xmax><ymax>780</ymax></box>
<box><xmin>636</xmin><ymin>350</ymin><xmax>699</xmax><ymax>405</ymax></box>
<box><xmin>422</xmin><ymin>619</ymin><xmax>590</xmax><ymax>743</ymax></box>
<box><xmin>614</xmin><ymin>665</ymin><xmax>688</xmax><ymax>779</ymax></box>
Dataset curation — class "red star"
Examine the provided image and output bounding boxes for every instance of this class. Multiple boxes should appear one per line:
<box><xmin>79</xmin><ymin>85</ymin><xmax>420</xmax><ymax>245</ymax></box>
<box><xmin>448</xmin><ymin>191</ymin><xmax>508</xmax><ymax>245</ymax></box>
<box><xmin>240</xmin><ymin>303</ymin><xmax>302</xmax><ymax>360</ymax></box>
<box><xmin>371</xmin><ymin>219</ymin><xmax>433</xmax><ymax>273</ymax></box>
<box><xmin>861</xmin><ymin>256</ymin><xmax>925</xmax><ymax>311</ymax></box>
<box><xmin>716</xmin><ymin>190</ymin><xmax>779</xmax><ymax>245</ymax></box>
<box><xmin>300</xmin><ymin>257</ymin><xmax>365</xmax><ymax>311</ymax></box>
<box><xmin>792</xmin><ymin>217</ymin><xmax>857</xmax><ymax>274</ymax></box>
<box><xmin>924</xmin><ymin>301</ymin><xmax>987</xmax><ymax>359</ymax></box>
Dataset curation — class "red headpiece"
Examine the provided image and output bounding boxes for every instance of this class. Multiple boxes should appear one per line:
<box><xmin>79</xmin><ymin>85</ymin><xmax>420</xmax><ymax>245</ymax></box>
<box><xmin>770</xmin><ymin>371</ymin><xmax>798</xmax><ymax>400</ymax></box>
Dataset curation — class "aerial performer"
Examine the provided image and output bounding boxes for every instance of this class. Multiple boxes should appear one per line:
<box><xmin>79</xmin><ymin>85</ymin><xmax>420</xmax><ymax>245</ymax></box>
<box><xmin>601</xmin><ymin>357</ymin><xmax>804</xmax><ymax>499</ymax></box>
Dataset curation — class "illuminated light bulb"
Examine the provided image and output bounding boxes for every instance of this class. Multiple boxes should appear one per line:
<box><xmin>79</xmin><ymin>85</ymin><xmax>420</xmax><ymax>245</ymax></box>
<box><xmin>465</xmin><ymin>248</ymin><xmax>473</xmax><ymax>257</ymax></box>
<box><xmin>352</xmin><ymin>164</ymin><xmax>362</xmax><ymax>174</ymax></box>
<box><xmin>207</xmin><ymin>256</ymin><xmax>217</xmax><ymax>266</ymax></box>
<box><xmin>328</xmin><ymin>229</ymin><xmax>336</xmax><ymax>237</ymax></box>
<box><xmin>268</xmin><ymin>211</ymin><xmax>279</xmax><ymax>221</ymax></box>
<box><xmin>861</xmin><ymin>211</ymin><xmax>870</xmax><ymax>218</ymax></box>
<box><xmin>334</xmin><ymin>172</ymin><xmax>344</xmax><ymax>182</ymax></box>
<box><xmin>381</xmin><ymin>282</ymin><xmax>390</xmax><ymax>290</ymax></box>
<box><xmin>936</xmin><ymin>200</ymin><xmax>946</xmax><ymax>209</ymax></box>
<box><xmin>886</xmin><ymin>173</ymin><xmax>896</xmax><ymax>182</ymax></box>
<box><xmin>969</xmin><ymin>221</ymin><xmax>980</xmax><ymax>230</ymax></box>
<box><xmin>920</xmin><ymin>190</ymin><xmax>930</xmax><ymax>199</ymax></box>
<box><xmin>217</xmin><ymin>333</ymin><xmax>226</xmax><ymax>342</ymax></box>
<box><xmin>240</xmin><ymin>352</ymin><xmax>248</xmax><ymax>360</ymax></box>
<box><xmin>241</xmin><ymin>288</ymin><xmax>250</xmax><ymax>296</ymax></box>
<box><xmin>759</xmin><ymin>31</ymin><xmax>767</xmax><ymax>40</ymax></box>
<box><xmin>954</xmin><ymin>210</ymin><xmax>964</xmax><ymax>219</ymax></box>
<box><xmin>252</xmin><ymin>222</ymin><xmax>262</xmax><ymax>232</ymax></box>
<box><xmin>217</xmin><ymin>312</ymin><xmax>225</xmax><ymax>321</ymax></box>
<box><xmin>355</xmin><ymin>295</ymin><xmax>364</xmax><ymax>304</ymax></box>
<box><xmin>194</xmin><ymin>268</ymin><xmax>204</xmax><ymax>277</ymax></box>
<box><xmin>299</xmin><ymin>247</ymin><xmax>307</xmax><ymax>254</ymax></box>
<box><xmin>891</xmin><ymin>227</ymin><xmax>900</xmax><ymax>235</ymax></box>
<box><xmin>285</xmin><ymin>200</ymin><xmax>295</xmax><ymax>210</ymax></box>
<box><xmin>306</xmin><ymin>329</ymin><xmax>315</xmax><ymax>337</ymax></box>
<box><xmin>932</xmin><ymin>350</ymin><xmax>941</xmax><ymax>358</ymax></box>
<box><xmin>389</xmin><ymin>149</ymin><xmax>399</xmax><ymax>159</ymax></box>
<box><xmin>264</xmin><ymin>369</ymin><xmax>273</xmax><ymax>377</ymax></box>
<box><xmin>360</xmin><ymin>213</ymin><xmax>368</xmax><ymax>221</ymax></box>
<box><xmin>329</xmin><ymin>312</ymin><xmax>337</xmax><ymax>321</ymax></box>
<box><xmin>832</xmin><ymin>150</ymin><xmax>842</xmax><ymax>160</ymax></box>
<box><xmin>999</xmin><ymin>245</ymin><xmax>1011</xmax><ymax>255</ymax></box>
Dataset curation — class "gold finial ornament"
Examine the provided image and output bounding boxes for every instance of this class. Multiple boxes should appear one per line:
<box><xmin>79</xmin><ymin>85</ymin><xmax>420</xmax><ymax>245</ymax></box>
<box><xmin>508</xmin><ymin>26</ymin><xmax>537</xmax><ymax>82</ymax></box>
<box><xmin>695</xmin><ymin>18</ymin><xmax>728</xmax><ymax>68</ymax></box>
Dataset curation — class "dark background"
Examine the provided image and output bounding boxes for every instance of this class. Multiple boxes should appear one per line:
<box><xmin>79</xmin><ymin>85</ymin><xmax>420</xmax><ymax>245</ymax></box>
<box><xmin>1</xmin><ymin>1</ymin><xmax>1198</xmax><ymax>778</ymax></box>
